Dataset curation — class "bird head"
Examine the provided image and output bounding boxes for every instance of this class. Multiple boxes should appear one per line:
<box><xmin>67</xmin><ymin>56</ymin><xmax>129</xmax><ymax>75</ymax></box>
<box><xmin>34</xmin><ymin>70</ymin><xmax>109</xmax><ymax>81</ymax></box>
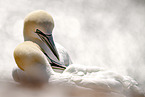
<box><xmin>23</xmin><ymin>10</ymin><xmax>59</xmax><ymax>61</ymax></box>
<box><xmin>23</xmin><ymin>10</ymin><xmax>54</xmax><ymax>41</ymax></box>
<box><xmin>23</xmin><ymin>10</ymin><xmax>66</xmax><ymax>70</ymax></box>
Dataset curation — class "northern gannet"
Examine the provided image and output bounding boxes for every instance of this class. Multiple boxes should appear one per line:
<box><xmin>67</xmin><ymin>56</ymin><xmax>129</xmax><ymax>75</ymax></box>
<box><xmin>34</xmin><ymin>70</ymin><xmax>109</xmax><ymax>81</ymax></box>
<box><xmin>23</xmin><ymin>10</ymin><xmax>72</xmax><ymax>69</ymax></box>
<box><xmin>13</xmin><ymin>41</ymin><xmax>53</xmax><ymax>83</ymax></box>
<box><xmin>12</xmin><ymin>10</ymin><xmax>144</xmax><ymax>97</ymax></box>
<box><xmin>12</xmin><ymin>10</ymin><xmax>72</xmax><ymax>83</ymax></box>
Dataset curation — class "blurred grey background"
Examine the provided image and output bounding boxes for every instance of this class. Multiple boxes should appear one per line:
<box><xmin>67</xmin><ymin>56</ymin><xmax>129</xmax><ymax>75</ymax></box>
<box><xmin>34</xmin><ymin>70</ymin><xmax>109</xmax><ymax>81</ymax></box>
<box><xmin>0</xmin><ymin>0</ymin><xmax>145</xmax><ymax>92</ymax></box>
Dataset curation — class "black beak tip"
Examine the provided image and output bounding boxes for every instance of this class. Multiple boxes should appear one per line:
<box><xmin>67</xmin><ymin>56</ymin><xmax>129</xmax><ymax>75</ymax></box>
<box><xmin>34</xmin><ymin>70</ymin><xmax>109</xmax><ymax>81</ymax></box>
<box><xmin>56</xmin><ymin>56</ymin><xmax>60</xmax><ymax>61</ymax></box>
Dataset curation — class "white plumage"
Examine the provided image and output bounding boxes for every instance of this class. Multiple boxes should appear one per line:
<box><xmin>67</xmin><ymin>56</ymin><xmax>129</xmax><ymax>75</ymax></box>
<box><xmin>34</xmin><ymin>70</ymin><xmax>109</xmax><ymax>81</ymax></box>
<box><xmin>55</xmin><ymin>42</ymin><xmax>72</xmax><ymax>66</ymax></box>
<box><xmin>12</xmin><ymin>10</ymin><xmax>72</xmax><ymax>82</ymax></box>
<box><xmin>12</xmin><ymin>10</ymin><xmax>144</xmax><ymax>97</ymax></box>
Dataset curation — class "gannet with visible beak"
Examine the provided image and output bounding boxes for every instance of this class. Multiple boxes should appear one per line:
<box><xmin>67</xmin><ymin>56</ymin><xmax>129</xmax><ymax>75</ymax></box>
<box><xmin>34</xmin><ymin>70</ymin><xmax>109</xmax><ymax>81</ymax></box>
<box><xmin>23</xmin><ymin>10</ymin><xmax>72</xmax><ymax>69</ymax></box>
<box><xmin>12</xmin><ymin>10</ymin><xmax>144</xmax><ymax>97</ymax></box>
<box><xmin>12</xmin><ymin>10</ymin><xmax>72</xmax><ymax>83</ymax></box>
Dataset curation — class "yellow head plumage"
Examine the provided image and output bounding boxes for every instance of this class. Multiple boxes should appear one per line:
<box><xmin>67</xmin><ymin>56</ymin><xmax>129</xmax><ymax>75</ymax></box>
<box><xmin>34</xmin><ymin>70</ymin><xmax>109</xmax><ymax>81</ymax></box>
<box><xmin>23</xmin><ymin>10</ymin><xmax>54</xmax><ymax>42</ymax></box>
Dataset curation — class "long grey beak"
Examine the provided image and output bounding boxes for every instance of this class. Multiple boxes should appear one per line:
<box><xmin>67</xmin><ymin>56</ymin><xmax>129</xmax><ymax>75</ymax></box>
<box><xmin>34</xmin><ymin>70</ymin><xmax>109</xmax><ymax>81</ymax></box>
<box><xmin>35</xmin><ymin>29</ymin><xmax>59</xmax><ymax>60</ymax></box>
<box><xmin>35</xmin><ymin>29</ymin><xmax>66</xmax><ymax>70</ymax></box>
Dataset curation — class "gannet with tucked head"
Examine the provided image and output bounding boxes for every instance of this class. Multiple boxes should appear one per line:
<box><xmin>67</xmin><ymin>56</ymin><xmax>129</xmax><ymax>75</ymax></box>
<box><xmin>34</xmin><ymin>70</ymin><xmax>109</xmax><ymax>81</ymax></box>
<box><xmin>12</xmin><ymin>10</ymin><xmax>144</xmax><ymax>97</ymax></box>
<box><xmin>12</xmin><ymin>10</ymin><xmax>72</xmax><ymax>83</ymax></box>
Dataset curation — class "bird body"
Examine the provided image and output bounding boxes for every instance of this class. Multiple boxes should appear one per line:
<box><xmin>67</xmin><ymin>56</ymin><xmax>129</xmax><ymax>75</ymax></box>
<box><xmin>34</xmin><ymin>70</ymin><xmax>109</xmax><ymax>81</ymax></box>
<box><xmin>55</xmin><ymin>42</ymin><xmax>72</xmax><ymax>67</ymax></box>
<box><xmin>12</xmin><ymin>10</ymin><xmax>72</xmax><ymax>83</ymax></box>
<box><xmin>12</xmin><ymin>10</ymin><xmax>144</xmax><ymax>97</ymax></box>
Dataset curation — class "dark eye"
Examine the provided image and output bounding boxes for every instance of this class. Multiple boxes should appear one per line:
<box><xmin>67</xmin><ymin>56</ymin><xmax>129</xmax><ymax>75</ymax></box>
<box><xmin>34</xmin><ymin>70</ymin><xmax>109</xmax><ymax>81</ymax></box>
<box><xmin>35</xmin><ymin>29</ymin><xmax>52</xmax><ymax>36</ymax></box>
<box><xmin>35</xmin><ymin>29</ymin><xmax>45</xmax><ymax>35</ymax></box>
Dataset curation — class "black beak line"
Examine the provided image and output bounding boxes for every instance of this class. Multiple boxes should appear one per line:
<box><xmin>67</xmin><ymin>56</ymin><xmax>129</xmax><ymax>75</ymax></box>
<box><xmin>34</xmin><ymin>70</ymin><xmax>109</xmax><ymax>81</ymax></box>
<box><xmin>35</xmin><ymin>29</ymin><xmax>59</xmax><ymax>60</ymax></box>
<box><xmin>35</xmin><ymin>29</ymin><xmax>66</xmax><ymax>70</ymax></box>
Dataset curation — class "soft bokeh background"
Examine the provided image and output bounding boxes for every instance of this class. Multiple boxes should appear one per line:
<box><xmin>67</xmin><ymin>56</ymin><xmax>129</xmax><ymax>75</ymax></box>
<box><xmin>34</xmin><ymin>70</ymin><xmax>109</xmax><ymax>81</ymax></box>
<box><xmin>0</xmin><ymin>0</ymin><xmax>145</xmax><ymax>95</ymax></box>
